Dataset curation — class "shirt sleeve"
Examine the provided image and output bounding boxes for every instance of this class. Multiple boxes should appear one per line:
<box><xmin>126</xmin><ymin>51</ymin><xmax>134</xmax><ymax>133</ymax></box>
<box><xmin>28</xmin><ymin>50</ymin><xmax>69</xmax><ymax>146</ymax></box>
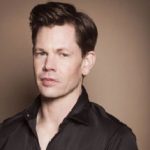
<box><xmin>107</xmin><ymin>125</ymin><xmax>138</xmax><ymax>150</ymax></box>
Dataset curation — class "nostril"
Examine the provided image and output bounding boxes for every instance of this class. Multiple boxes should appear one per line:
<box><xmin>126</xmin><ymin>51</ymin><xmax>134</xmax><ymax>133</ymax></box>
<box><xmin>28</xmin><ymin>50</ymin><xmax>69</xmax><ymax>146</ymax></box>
<box><xmin>43</xmin><ymin>62</ymin><xmax>56</xmax><ymax>72</ymax></box>
<box><xmin>42</xmin><ymin>65</ymin><xmax>47</xmax><ymax>71</ymax></box>
<box><xmin>43</xmin><ymin>65</ymin><xmax>56</xmax><ymax>72</ymax></box>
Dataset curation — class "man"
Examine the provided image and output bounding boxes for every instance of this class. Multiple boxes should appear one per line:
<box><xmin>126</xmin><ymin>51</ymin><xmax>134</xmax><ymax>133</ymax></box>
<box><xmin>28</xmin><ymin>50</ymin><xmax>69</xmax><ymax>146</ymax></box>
<box><xmin>0</xmin><ymin>2</ymin><xmax>138</xmax><ymax>150</ymax></box>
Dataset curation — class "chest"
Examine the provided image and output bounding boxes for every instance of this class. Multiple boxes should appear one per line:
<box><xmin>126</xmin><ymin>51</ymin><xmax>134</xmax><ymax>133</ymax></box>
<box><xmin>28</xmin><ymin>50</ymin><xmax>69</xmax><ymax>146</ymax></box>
<box><xmin>2</xmin><ymin>123</ymin><xmax>108</xmax><ymax>150</ymax></box>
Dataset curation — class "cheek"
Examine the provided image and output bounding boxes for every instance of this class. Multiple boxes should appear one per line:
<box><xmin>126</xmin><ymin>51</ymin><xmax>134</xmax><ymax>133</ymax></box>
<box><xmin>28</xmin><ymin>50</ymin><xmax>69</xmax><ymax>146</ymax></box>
<box><xmin>33</xmin><ymin>63</ymin><xmax>41</xmax><ymax>80</ymax></box>
<box><xmin>34</xmin><ymin>59</ymin><xmax>44</xmax><ymax>72</ymax></box>
<box><xmin>62</xmin><ymin>62</ymin><xmax>82</xmax><ymax>80</ymax></box>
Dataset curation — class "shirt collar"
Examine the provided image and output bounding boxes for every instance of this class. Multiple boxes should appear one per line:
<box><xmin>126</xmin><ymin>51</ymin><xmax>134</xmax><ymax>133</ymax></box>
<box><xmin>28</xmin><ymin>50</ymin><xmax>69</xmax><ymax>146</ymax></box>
<box><xmin>23</xmin><ymin>95</ymin><xmax>41</xmax><ymax>120</ymax></box>
<box><xmin>67</xmin><ymin>86</ymin><xmax>91</xmax><ymax>125</ymax></box>
<box><xmin>23</xmin><ymin>86</ymin><xmax>91</xmax><ymax>126</ymax></box>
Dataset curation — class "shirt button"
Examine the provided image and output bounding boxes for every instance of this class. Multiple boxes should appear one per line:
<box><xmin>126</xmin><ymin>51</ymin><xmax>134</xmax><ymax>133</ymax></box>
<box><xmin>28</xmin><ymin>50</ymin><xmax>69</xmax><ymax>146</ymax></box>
<box><xmin>26</xmin><ymin>113</ymin><xmax>30</xmax><ymax>118</ymax></box>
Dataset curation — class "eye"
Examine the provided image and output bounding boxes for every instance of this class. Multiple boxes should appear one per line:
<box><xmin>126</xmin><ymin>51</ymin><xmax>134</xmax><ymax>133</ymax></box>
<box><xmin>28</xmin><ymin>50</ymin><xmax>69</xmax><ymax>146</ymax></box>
<box><xmin>59</xmin><ymin>52</ymin><xmax>70</xmax><ymax>57</ymax></box>
<box><xmin>34</xmin><ymin>51</ymin><xmax>47</xmax><ymax>56</ymax></box>
<box><xmin>62</xmin><ymin>53</ymin><xmax>69</xmax><ymax>57</ymax></box>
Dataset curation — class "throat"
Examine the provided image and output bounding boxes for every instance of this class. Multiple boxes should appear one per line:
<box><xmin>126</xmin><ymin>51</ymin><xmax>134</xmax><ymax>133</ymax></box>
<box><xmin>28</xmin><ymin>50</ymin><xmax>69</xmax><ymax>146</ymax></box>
<box><xmin>36</xmin><ymin>120</ymin><xmax>59</xmax><ymax>150</ymax></box>
<box><xmin>39</xmin><ymin>92</ymin><xmax>79</xmax><ymax>125</ymax></box>
<box><xmin>35</xmin><ymin>96</ymin><xmax>77</xmax><ymax>150</ymax></box>
<box><xmin>36</xmin><ymin>86</ymin><xmax>82</xmax><ymax>149</ymax></box>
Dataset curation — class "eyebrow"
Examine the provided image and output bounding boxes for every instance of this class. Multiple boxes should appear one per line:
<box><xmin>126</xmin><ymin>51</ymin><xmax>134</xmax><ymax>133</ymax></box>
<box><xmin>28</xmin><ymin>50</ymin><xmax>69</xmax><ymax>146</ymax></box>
<box><xmin>56</xmin><ymin>48</ymin><xmax>68</xmax><ymax>52</ymax></box>
<box><xmin>34</xmin><ymin>47</ymin><xmax>70</xmax><ymax>52</ymax></box>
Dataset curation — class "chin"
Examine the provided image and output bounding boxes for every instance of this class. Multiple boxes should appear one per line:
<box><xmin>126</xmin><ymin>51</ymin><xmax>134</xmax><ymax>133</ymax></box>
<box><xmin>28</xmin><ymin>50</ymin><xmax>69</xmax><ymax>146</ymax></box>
<box><xmin>39</xmin><ymin>87</ymin><xmax>59</xmax><ymax>99</ymax></box>
<box><xmin>37</xmin><ymin>80</ymin><xmax>82</xmax><ymax>100</ymax></box>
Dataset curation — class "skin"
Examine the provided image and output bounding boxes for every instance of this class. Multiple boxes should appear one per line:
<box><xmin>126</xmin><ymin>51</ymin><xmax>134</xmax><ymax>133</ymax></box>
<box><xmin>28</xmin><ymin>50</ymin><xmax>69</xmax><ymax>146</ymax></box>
<box><xmin>33</xmin><ymin>24</ymin><xmax>96</xmax><ymax>150</ymax></box>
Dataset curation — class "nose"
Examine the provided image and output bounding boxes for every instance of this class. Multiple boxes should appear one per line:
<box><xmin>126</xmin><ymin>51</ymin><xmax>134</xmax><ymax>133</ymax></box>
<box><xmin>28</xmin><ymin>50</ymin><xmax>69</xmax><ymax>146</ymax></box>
<box><xmin>43</xmin><ymin>54</ymin><xmax>56</xmax><ymax>72</ymax></box>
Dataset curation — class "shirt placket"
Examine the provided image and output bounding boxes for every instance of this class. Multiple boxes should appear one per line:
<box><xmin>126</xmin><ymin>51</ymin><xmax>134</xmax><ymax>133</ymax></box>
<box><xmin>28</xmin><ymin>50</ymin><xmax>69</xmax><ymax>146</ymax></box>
<box><xmin>45</xmin><ymin>118</ymin><xmax>69</xmax><ymax>150</ymax></box>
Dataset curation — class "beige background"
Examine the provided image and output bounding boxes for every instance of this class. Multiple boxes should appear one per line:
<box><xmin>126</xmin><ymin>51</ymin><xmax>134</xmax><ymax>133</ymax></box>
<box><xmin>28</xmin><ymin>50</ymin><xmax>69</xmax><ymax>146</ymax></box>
<box><xmin>0</xmin><ymin>0</ymin><xmax>149</xmax><ymax>149</ymax></box>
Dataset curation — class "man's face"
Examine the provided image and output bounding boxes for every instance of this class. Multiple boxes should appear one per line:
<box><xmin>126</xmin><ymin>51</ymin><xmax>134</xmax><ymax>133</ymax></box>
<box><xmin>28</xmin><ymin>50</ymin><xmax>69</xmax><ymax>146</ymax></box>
<box><xmin>33</xmin><ymin>24</ymin><xmax>89</xmax><ymax>99</ymax></box>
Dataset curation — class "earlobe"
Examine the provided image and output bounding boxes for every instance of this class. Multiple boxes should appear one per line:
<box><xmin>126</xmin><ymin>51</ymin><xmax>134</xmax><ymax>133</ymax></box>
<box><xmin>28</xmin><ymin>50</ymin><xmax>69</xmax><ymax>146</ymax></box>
<box><xmin>82</xmin><ymin>51</ymin><xmax>96</xmax><ymax>76</ymax></box>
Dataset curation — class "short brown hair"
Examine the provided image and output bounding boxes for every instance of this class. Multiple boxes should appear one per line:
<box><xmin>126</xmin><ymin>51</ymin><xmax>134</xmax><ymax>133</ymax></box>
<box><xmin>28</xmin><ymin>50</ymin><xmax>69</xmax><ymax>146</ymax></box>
<box><xmin>29</xmin><ymin>2</ymin><xmax>98</xmax><ymax>56</ymax></box>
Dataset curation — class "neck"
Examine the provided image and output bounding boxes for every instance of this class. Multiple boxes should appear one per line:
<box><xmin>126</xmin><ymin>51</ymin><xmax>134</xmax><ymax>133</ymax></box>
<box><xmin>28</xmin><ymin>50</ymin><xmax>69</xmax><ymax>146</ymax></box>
<box><xmin>37</xmin><ymin>85</ymin><xmax>82</xmax><ymax>126</ymax></box>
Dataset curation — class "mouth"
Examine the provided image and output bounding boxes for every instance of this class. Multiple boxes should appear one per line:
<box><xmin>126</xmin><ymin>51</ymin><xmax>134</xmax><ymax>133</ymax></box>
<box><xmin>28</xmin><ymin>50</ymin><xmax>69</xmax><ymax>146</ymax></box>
<box><xmin>40</xmin><ymin>77</ymin><xmax>59</xmax><ymax>87</ymax></box>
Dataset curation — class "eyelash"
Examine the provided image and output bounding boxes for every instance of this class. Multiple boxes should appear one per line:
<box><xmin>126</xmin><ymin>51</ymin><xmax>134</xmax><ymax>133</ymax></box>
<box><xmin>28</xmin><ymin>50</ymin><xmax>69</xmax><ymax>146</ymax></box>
<box><xmin>34</xmin><ymin>51</ymin><xmax>47</xmax><ymax>56</ymax></box>
<box><xmin>60</xmin><ymin>53</ymin><xmax>69</xmax><ymax>57</ymax></box>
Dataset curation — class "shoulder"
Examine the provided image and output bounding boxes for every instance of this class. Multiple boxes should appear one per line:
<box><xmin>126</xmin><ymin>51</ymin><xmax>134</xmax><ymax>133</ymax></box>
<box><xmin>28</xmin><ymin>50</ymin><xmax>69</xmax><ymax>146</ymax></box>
<box><xmin>89</xmin><ymin>102</ymin><xmax>137</xmax><ymax>146</ymax></box>
<box><xmin>89</xmin><ymin>102</ymin><xmax>126</xmax><ymax>128</ymax></box>
<box><xmin>0</xmin><ymin>111</ymin><xmax>25</xmax><ymax>134</ymax></box>
<box><xmin>0</xmin><ymin>111</ymin><xmax>25</xmax><ymax>147</ymax></box>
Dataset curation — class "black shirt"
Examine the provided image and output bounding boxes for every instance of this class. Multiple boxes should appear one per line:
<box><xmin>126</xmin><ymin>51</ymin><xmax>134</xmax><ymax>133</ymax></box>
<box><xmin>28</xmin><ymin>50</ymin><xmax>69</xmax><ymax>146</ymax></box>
<box><xmin>0</xmin><ymin>87</ymin><xmax>138</xmax><ymax>150</ymax></box>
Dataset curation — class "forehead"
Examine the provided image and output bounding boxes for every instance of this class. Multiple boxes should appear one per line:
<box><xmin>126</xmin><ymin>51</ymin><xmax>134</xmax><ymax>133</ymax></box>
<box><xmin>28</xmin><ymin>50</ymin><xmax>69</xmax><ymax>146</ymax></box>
<box><xmin>35</xmin><ymin>24</ymin><xmax>79</xmax><ymax>50</ymax></box>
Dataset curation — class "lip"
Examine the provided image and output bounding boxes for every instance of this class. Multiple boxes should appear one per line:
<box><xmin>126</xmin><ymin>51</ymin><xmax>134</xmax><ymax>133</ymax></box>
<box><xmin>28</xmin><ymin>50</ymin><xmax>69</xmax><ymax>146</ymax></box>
<box><xmin>40</xmin><ymin>77</ymin><xmax>59</xmax><ymax>87</ymax></box>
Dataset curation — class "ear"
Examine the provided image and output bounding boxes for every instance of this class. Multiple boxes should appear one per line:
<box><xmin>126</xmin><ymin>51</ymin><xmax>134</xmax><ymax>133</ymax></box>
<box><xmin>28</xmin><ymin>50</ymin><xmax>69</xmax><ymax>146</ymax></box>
<box><xmin>81</xmin><ymin>51</ymin><xmax>96</xmax><ymax>76</ymax></box>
